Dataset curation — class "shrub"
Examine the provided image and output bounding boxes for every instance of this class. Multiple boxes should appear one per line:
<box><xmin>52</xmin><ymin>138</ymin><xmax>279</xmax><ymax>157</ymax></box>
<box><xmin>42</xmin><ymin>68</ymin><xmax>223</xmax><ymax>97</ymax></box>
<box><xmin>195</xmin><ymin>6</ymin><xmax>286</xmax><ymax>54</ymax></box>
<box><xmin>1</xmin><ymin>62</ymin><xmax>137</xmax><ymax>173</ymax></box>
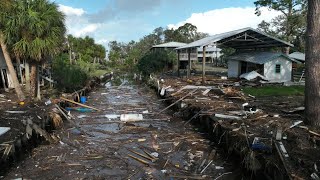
<box><xmin>137</xmin><ymin>50</ymin><xmax>176</xmax><ymax>75</ymax></box>
<box><xmin>52</xmin><ymin>54</ymin><xmax>88</xmax><ymax>92</ymax></box>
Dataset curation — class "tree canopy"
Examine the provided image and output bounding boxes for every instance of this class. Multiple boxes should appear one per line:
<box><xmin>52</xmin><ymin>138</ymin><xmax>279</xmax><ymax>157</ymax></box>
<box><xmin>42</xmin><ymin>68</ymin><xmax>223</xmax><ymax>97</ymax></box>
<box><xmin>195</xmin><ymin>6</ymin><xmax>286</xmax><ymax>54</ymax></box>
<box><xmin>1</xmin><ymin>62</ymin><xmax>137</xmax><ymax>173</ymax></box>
<box><xmin>255</xmin><ymin>0</ymin><xmax>307</xmax><ymax>52</ymax></box>
<box><xmin>67</xmin><ymin>35</ymin><xmax>106</xmax><ymax>63</ymax></box>
<box><xmin>108</xmin><ymin>23</ymin><xmax>208</xmax><ymax>69</ymax></box>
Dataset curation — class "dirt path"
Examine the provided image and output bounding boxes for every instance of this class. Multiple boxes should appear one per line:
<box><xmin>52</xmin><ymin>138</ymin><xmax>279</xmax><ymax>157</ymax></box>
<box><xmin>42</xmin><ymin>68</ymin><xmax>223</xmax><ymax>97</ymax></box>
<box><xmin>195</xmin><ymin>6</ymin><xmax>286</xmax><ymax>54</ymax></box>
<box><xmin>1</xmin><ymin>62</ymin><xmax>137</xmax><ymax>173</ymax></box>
<box><xmin>4</xmin><ymin>82</ymin><xmax>234</xmax><ymax>179</ymax></box>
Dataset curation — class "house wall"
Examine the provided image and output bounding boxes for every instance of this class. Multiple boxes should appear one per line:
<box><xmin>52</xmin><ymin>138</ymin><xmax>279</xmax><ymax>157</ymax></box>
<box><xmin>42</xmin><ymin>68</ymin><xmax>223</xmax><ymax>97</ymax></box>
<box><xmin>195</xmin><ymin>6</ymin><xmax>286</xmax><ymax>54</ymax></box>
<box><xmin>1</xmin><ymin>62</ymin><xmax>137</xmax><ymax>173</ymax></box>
<box><xmin>228</xmin><ymin>60</ymin><xmax>240</xmax><ymax>78</ymax></box>
<box><xmin>264</xmin><ymin>57</ymin><xmax>292</xmax><ymax>82</ymax></box>
<box><xmin>0</xmin><ymin>49</ymin><xmax>14</xmax><ymax>88</ymax></box>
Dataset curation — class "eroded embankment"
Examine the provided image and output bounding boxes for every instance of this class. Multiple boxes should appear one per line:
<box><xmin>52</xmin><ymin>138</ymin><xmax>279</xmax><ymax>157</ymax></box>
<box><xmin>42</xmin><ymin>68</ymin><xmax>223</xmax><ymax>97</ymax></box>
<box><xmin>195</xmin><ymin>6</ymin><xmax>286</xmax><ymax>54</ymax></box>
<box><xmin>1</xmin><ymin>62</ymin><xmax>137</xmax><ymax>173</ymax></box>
<box><xmin>147</xmin><ymin>75</ymin><xmax>307</xmax><ymax>180</ymax></box>
<box><xmin>0</xmin><ymin>77</ymin><xmax>100</xmax><ymax>178</ymax></box>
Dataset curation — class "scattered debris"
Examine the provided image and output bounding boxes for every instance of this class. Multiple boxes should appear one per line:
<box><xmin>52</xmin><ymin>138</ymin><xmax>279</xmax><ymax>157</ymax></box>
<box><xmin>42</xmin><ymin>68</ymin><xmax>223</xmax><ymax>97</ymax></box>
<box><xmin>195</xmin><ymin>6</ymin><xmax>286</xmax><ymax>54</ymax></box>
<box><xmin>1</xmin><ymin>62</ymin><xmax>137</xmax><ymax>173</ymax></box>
<box><xmin>214</xmin><ymin>114</ymin><xmax>242</xmax><ymax>120</ymax></box>
<box><xmin>60</xmin><ymin>97</ymin><xmax>101</xmax><ymax>111</ymax></box>
<box><xmin>240</xmin><ymin>71</ymin><xmax>268</xmax><ymax>81</ymax></box>
<box><xmin>128</xmin><ymin>154</ymin><xmax>150</xmax><ymax>166</ymax></box>
<box><xmin>200</xmin><ymin>160</ymin><xmax>213</xmax><ymax>174</ymax></box>
<box><xmin>120</xmin><ymin>114</ymin><xmax>143</xmax><ymax>121</ymax></box>
<box><xmin>5</xmin><ymin>111</ymin><xmax>26</xmax><ymax>114</ymax></box>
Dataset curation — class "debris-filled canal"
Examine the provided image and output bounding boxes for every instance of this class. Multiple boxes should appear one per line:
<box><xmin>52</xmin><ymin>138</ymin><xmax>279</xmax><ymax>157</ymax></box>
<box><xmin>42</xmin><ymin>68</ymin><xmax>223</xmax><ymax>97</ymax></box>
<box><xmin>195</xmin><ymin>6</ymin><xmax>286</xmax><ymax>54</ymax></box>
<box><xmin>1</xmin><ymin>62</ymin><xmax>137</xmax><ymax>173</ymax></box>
<box><xmin>4</xmin><ymin>79</ymin><xmax>237</xmax><ymax>179</ymax></box>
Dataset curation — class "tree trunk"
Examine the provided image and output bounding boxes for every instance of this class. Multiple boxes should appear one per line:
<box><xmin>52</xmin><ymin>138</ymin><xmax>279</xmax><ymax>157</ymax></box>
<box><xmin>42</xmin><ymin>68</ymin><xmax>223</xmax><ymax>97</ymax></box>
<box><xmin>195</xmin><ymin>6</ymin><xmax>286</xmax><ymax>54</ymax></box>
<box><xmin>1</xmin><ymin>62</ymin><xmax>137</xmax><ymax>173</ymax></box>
<box><xmin>36</xmin><ymin>66</ymin><xmax>41</xmax><ymax>100</ymax></box>
<box><xmin>30</xmin><ymin>61</ymin><xmax>38</xmax><ymax>98</ymax></box>
<box><xmin>25</xmin><ymin>61</ymin><xmax>30</xmax><ymax>92</ymax></box>
<box><xmin>16</xmin><ymin>57</ymin><xmax>24</xmax><ymax>84</ymax></box>
<box><xmin>305</xmin><ymin>0</ymin><xmax>320</xmax><ymax>127</ymax></box>
<box><xmin>0</xmin><ymin>37</ymin><xmax>25</xmax><ymax>101</ymax></box>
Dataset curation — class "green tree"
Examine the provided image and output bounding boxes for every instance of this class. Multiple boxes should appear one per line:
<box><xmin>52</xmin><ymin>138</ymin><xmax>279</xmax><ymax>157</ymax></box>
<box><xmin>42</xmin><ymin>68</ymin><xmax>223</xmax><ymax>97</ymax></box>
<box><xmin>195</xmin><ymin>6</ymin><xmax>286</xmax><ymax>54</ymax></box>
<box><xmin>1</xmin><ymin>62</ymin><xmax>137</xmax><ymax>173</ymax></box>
<box><xmin>6</xmin><ymin>0</ymin><xmax>66</xmax><ymax>99</ymax></box>
<box><xmin>255</xmin><ymin>0</ymin><xmax>307</xmax><ymax>53</ymax></box>
<box><xmin>0</xmin><ymin>0</ymin><xmax>25</xmax><ymax>101</ymax></box>
<box><xmin>137</xmin><ymin>50</ymin><xmax>176</xmax><ymax>75</ymax></box>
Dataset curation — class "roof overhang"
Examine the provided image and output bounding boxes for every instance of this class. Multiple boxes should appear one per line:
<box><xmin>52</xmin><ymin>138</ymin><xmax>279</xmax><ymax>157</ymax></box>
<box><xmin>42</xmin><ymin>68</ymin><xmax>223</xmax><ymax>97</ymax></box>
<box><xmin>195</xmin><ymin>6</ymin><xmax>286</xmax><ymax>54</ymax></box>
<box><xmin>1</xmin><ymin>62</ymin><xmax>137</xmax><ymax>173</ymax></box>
<box><xmin>176</xmin><ymin>27</ymin><xmax>293</xmax><ymax>50</ymax></box>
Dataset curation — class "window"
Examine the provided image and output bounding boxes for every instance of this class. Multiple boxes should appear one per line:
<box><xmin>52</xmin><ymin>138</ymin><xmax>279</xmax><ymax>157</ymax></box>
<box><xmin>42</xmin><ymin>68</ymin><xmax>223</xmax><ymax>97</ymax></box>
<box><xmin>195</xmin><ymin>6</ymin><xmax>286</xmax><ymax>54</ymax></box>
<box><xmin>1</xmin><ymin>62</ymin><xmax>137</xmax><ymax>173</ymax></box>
<box><xmin>275</xmin><ymin>64</ymin><xmax>281</xmax><ymax>73</ymax></box>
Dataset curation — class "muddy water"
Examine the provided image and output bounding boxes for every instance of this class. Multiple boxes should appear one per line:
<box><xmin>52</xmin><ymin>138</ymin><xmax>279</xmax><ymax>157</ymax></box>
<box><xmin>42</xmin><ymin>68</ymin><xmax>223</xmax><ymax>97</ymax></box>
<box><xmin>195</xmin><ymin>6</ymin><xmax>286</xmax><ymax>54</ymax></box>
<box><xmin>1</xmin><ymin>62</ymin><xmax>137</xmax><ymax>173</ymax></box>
<box><xmin>4</xmin><ymin>81</ymin><xmax>235</xmax><ymax>179</ymax></box>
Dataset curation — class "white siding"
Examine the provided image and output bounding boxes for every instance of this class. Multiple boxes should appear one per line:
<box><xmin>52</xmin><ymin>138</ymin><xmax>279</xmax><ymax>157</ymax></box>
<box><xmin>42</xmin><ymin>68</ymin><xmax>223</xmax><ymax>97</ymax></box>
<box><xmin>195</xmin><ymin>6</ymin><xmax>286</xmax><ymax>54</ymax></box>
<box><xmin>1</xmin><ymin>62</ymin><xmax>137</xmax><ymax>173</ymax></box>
<box><xmin>228</xmin><ymin>60</ymin><xmax>240</xmax><ymax>78</ymax></box>
<box><xmin>264</xmin><ymin>57</ymin><xmax>292</xmax><ymax>82</ymax></box>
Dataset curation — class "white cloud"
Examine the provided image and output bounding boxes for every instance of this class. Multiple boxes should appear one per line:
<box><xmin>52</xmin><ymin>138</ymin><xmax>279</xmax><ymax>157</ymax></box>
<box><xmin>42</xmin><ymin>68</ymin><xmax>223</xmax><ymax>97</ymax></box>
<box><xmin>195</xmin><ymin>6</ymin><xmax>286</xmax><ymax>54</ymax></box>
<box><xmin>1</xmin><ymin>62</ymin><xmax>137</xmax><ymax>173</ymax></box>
<box><xmin>74</xmin><ymin>24</ymin><xmax>101</xmax><ymax>37</ymax></box>
<box><xmin>58</xmin><ymin>4</ymin><xmax>85</xmax><ymax>16</ymax></box>
<box><xmin>167</xmin><ymin>7</ymin><xmax>281</xmax><ymax>35</ymax></box>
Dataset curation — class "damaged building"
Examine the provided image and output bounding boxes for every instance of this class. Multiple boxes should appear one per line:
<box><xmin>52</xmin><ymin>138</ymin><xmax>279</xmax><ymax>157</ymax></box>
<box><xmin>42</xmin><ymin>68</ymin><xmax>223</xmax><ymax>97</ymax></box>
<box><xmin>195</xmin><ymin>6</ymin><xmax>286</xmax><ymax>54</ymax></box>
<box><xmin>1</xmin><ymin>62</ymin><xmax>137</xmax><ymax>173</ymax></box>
<box><xmin>228</xmin><ymin>52</ymin><xmax>298</xmax><ymax>82</ymax></box>
<box><xmin>176</xmin><ymin>27</ymin><xmax>294</xmax><ymax>83</ymax></box>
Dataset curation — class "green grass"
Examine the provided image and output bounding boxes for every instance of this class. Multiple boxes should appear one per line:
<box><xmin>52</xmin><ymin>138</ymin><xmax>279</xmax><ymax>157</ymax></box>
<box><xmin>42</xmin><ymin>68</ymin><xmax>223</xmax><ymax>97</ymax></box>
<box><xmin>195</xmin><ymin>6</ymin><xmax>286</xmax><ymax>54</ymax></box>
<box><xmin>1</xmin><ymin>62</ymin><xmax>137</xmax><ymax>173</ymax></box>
<box><xmin>242</xmin><ymin>86</ymin><xmax>305</xmax><ymax>97</ymax></box>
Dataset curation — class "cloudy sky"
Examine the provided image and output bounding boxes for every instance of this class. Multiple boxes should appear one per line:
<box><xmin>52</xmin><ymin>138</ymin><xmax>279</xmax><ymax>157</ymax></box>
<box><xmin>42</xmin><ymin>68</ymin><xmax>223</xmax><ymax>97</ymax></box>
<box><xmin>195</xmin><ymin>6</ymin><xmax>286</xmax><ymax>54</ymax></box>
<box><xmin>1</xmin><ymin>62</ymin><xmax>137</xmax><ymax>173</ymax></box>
<box><xmin>52</xmin><ymin>0</ymin><xmax>280</xmax><ymax>47</ymax></box>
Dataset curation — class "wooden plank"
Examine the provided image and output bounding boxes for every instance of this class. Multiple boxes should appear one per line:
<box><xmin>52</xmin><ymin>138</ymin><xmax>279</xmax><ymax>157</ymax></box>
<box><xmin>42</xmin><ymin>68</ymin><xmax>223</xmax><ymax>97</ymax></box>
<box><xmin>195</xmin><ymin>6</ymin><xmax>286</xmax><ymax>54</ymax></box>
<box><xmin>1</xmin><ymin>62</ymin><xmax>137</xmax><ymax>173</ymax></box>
<box><xmin>202</xmin><ymin>46</ymin><xmax>206</xmax><ymax>84</ymax></box>
<box><xmin>158</xmin><ymin>88</ymin><xmax>198</xmax><ymax>114</ymax></box>
<box><xmin>60</xmin><ymin>97</ymin><xmax>101</xmax><ymax>111</ymax></box>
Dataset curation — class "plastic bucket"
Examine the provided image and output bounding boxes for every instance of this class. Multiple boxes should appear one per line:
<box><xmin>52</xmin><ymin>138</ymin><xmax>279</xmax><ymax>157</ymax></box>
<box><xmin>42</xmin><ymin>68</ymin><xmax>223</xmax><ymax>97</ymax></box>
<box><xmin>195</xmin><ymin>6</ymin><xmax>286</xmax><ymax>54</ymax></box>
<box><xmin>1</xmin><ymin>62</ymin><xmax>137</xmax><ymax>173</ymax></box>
<box><xmin>80</xmin><ymin>96</ymin><xmax>87</xmax><ymax>103</ymax></box>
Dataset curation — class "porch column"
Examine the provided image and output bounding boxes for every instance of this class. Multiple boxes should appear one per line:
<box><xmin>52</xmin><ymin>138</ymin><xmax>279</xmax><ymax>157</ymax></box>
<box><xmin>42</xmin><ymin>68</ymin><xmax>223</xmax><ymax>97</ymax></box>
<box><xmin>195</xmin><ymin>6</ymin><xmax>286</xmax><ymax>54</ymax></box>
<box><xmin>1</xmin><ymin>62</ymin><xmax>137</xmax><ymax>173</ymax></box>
<box><xmin>202</xmin><ymin>46</ymin><xmax>206</xmax><ymax>84</ymax></box>
<box><xmin>187</xmin><ymin>49</ymin><xmax>191</xmax><ymax>78</ymax></box>
<box><xmin>177</xmin><ymin>50</ymin><xmax>180</xmax><ymax>77</ymax></box>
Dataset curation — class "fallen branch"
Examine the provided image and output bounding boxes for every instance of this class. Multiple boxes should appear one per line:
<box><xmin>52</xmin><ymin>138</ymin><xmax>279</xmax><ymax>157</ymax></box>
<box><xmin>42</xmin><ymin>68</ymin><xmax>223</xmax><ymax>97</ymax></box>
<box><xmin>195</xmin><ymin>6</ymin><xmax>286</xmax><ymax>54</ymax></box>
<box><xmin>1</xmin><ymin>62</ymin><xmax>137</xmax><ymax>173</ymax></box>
<box><xmin>60</xmin><ymin>97</ymin><xmax>101</xmax><ymax>111</ymax></box>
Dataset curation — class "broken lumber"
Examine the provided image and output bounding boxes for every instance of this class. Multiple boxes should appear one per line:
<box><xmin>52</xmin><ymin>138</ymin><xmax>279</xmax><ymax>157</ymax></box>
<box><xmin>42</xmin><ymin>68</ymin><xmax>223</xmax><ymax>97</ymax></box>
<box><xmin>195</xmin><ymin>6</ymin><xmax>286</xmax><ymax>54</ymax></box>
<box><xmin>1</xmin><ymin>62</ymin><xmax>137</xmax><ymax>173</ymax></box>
<box><xmin>128</xmin><ymin>154</ymin><xmax>150</xmax><ymax>165</ymax></box>
<box><xmin>60</xmin><ymin>97</ymin><xmax>101</xmax><ymax>111</ymax></box>
<box><xmin>214</xmin><ymin>114</ymin><xmax>242</xmax><ymax>120</ymax></box>
<box><xmin>184</xmin><ymin>110</ymin><xmax>203</xmax><ymax>126</ymax></box>
<box><xmin>158</xmin><ymin>88</ymin><xmax>198</xmax><ymax>114</ymax></box>
<box><xmin>128</xmin><ymin>149</ymin><xmax>156</xmax><ymax>162</ymax></box>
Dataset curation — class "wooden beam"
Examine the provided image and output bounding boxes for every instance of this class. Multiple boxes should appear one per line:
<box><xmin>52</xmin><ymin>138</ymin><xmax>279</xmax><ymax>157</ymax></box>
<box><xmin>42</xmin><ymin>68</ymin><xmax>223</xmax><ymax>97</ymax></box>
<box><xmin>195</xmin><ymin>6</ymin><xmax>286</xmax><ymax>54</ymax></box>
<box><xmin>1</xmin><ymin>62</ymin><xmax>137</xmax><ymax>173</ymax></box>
<box><xmin>177</xmin><ymin>50</ymin><xmax>180</xmax><ymax>77</ymax></box>
<box><xmin>202</xmin><ymin>46</ymin><xmax>206</xmax><ymax>84</ymax></box>
<box><xmin>187</xmin><ymin>49</ymin><xmax>191</xmax><ymax>78</ymax></box>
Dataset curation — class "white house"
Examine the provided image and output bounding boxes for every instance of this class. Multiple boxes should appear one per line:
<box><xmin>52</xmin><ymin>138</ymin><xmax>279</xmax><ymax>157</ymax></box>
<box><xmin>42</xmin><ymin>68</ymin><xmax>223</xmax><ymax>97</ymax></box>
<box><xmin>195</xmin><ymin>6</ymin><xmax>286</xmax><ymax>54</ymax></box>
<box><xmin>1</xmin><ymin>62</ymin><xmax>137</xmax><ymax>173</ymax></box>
<box><xmin>0</xmin><ymin>49</ymin><xmax>14</xmax><ymax>89</ymax></box>
<box><xmin>228</xmin><ymin>52</ymin><xmax>297</xmax><ymax>82</ymax></box>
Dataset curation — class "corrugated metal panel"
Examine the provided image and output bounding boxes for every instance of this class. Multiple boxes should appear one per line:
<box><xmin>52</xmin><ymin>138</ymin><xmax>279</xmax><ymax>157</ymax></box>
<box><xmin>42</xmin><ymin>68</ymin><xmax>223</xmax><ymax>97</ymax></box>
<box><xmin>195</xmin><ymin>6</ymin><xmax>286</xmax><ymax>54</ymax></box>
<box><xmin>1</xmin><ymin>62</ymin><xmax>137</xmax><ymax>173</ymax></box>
<box><xmin>289</xmin><ymin>52</ymin><xmax>305</xmax><ymax>61</ymax></box>
<box><xmin>176</xmin><ymin>27</ymin><xmax>293</xmax><ymax>50</ymax></box>
<box><xmin>152</xmin><ymin>42</ymin><xmax>187</xmax><ymax>48</ymax></box>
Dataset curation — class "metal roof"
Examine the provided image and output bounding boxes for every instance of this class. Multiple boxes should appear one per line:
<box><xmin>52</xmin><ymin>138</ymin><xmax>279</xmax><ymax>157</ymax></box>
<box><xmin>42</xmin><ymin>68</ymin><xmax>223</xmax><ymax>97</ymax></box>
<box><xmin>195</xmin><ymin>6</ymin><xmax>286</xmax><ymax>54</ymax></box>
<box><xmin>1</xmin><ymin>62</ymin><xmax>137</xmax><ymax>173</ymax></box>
<box><xmin>228</xmin><ymin>52</ymin><xmax>296</xmax><ymax>64</ymax></box>
<box><xmin>176</xmin><ymin>27</ymin><xmax>293</xmax><ymax>50</ymax></box>
<box><xmin>289</xmin><ymin>52</ymin><xmax>305</xmax><ymax>61</ymax></box>
<box><xmin>197</xmin><ymin>46</ymin><xmax>221</xmax><ymax>52</ymax></box>
<box><xmin>152</xmin><ymin>41</ymin><xmax>187</xmax><ymax>48</ymax></box>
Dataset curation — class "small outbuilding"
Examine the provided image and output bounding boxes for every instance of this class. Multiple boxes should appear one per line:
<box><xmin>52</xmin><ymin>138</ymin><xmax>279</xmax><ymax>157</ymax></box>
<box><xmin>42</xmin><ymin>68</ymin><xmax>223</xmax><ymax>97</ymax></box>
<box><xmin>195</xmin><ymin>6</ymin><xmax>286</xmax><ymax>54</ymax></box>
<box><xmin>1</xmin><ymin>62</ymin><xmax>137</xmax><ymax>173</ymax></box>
<box><xmin>228</xmin><ymin>52</ymin><xmax>297</xmax><ymax>82</ymax></box>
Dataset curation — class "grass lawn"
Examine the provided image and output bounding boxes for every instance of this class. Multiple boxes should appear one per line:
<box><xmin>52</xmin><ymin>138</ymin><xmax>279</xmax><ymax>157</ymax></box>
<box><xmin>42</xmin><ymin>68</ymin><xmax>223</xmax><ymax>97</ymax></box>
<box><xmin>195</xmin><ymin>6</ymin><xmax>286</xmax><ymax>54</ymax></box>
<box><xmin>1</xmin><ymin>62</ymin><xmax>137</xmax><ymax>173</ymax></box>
<box><xmin>242</xmin><ymin>85</ymin><xmax>305</xmax><ymax>97</ymax></box>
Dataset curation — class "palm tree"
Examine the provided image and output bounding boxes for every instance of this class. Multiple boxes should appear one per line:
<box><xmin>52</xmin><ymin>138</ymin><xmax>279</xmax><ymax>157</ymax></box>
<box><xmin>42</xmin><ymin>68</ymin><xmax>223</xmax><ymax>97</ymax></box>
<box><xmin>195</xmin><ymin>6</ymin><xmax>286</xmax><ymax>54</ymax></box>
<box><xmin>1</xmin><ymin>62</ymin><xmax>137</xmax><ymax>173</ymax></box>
<box><xmin>5</xmin><ymin>0</ymin><xmax>66</xmax><ymax>99</ymax></box>
<box><xmin>0</xmin><ymin>0</ymin><xmax>26</xmax><ymax>101</ymax></box>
